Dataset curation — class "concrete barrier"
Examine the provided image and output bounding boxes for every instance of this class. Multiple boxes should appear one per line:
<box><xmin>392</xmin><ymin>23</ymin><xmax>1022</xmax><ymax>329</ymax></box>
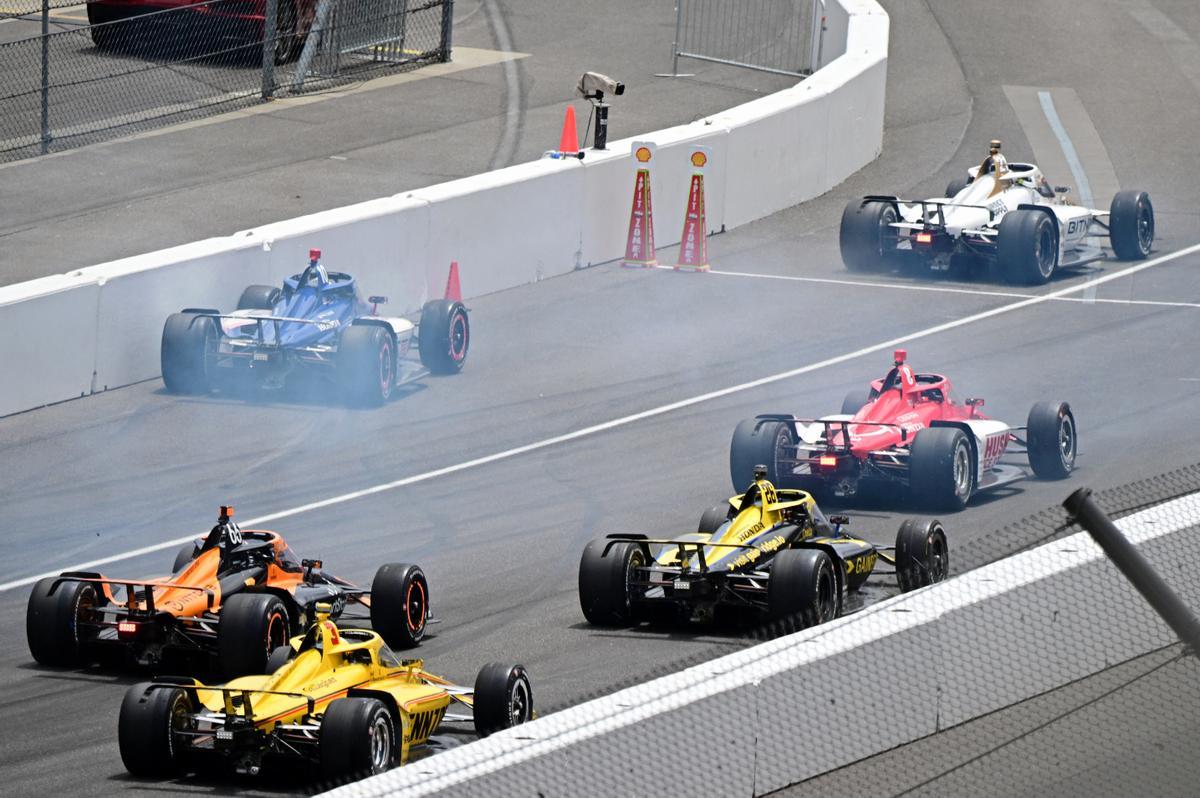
<box><xmin>322</xmin><ymin>492</ymin><xmax>1200</xmax><ymax>797</ymax></box>
<box><xmin>0</xmin><ymin>0</ymin><xmax>887</xmax><ymax>417</ymax></box>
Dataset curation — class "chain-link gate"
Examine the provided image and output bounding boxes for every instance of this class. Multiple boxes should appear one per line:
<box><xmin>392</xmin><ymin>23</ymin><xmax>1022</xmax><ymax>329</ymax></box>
<box><xmin>0</xmin><ymin>0</ymin><xmax>452</xmax><ymax>163</ymax></box>
<box><xmin>661</xmin><ymin>0</ymin><xmax>821</xmax><ymax>79</ymax></box>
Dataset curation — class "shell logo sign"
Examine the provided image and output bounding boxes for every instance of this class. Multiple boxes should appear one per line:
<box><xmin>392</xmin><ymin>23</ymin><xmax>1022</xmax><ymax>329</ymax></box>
<box><xmin>690</xmin><ymin>151</ymin><xmax>708</xmax><ymax>168</ymax></box>
<box><xmin>635</xmin><ymin>146</ymin><xmax>653</xmax><ymax>163</ymax></box>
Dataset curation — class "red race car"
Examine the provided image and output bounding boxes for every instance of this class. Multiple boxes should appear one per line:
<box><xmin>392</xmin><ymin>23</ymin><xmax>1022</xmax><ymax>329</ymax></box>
<box><xmin>730</xmin><ymin>350</ymin><xmax>1076</xmax><ymax>509</ymax></box>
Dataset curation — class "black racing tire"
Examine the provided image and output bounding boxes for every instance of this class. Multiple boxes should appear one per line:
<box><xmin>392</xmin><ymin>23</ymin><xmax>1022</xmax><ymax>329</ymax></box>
<box><xmin>161</xmin><ymin>312</ymin><xmax>216</xmax><ymax>395</ymax></box>
<box><xmin>265</xmin><ymin>644</ymin><xmax>294</xmax><ymax>674</ymax></box>
<box><xmin>895</xmin><ymin>519</ymin><xmax>950</xmax><ymax>592</ymax></box>
<box><xmin>697</xmin><ymin>503</ymin><xmax>731</xmax><ymax>535</ymax></box>
<box><xmin>171</xmin><ymin>541</ymin><xmax>199</xmax><ymax>573</ymax></box>
<box><xmin>1027</xmin><ymin>401</ymin><xmax>1077</xmax><ymax>480</ymax></box>
<box><xmin>840</xmin><ymin>388</ymin><xmax>874</xmax><ymax>417</ymax></box>
<box><xmin>320</xmin><ymin>697</ymin><xmax>395</xmax><ymax>780</ymax></box>
<box><xmin>944</xmin><ymin>175</ymin><xmax>971</xmax><ymax>198</ymax></box>
<box><xmin>1109</xmin><ymin>190</ymin><xmax>1154</xmax><ymax>260</ymax></box>
<box><xmin>217</xmin><ymin>593</ymin><xmax>290</xmax><ymax>678</ymax></box>
<box><xmin>909</xmin><ymin>427</ymin><xmax>974</xmax><ymax>511</ymax></box>
<box><xmin>339</xmin><ymin>324</ymin><xmax>395</xmax><ymax>407</ymax></box>
<box><xmin>840</xmin><ymin>199</ymin><xmax>900</xmax><ymax>273</ymax></box>
<box><xmin>578</xmin><ymin>539</ymin><xmax>645</xmax><ymax>627</ymax></box>
<box><xmin>236</xmin><ymin>284</ymin><xmax>282</xmax><ymax>311</ymax></box>
<box><xmin>997</xmin><ymin>209</ymin><xmax>1058</xmax><ymax>285</ymax></box>
<box><xmin>418</xmin><ymin>299</ymin><xmax>470</xmax><ymax>374</ymax></box>
<box><xmin>767</xmin><ymin>549</ymin><xmax>839</xmax><ymax>629</ymax></box>
<box><xmin>730</xmin><ymin>418</ymin><xmax>794</xmax><ymax>491</ymax></box>
<box><xmin>370</xmin><ymin>563</ymin><xmax>429</xmax><ymax>649</ymax></box>
<box><xmin>26</xmin><ymin>576</ymin><xmax>101</xmax><ymax>666</ymax></box>
<box><xmin>88</xmin><ymin>4</ymin><xmax>119</xmax><ymax>48</ymax></box>
<box><xmin>473</xmin><ymin>662</ymin><xmax>534</xmax><ymax>738</ymax></box>
<box><xmin>119</xmin><ymin>683</ymin><xmax>194</xmax><ymax>777</ymax></box>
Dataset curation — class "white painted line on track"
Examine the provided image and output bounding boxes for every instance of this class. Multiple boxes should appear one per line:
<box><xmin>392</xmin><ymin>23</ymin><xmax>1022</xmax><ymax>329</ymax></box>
<box><xmin>689</xmin><ymin>267</ymin><xmax>1200</xmax><ymax>309</ymax></box>
<box><xmin>3</xmin><ymin>242</ymin><xmax>1200</xmax><ymax>593</ymax></box>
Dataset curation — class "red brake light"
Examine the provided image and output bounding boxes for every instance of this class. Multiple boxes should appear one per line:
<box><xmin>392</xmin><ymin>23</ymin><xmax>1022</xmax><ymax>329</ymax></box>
<box><xmin>915</xmin><ymin>231</ymin><xmax>933</xmax><ymax>244</ymax></box>
<box><xmin>117</xmin><ymin>621</ymin><xmax>139</xmax><ymax>638</ymax></box>
<box><xmin>819</xmin><ymin>455</ymin><xmax>838</xmax><ymax>468</ymax></box>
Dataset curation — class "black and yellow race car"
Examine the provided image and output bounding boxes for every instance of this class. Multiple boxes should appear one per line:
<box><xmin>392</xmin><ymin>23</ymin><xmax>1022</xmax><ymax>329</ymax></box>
<box><xmin>118</xmin><ymin>612</ymin><xmax>533</xmax><ymax>782</ymax></box>
<box><xmin>578</xmin><ymin>466</ymin><xmax>949</xmax><ymax>629</ymax></box>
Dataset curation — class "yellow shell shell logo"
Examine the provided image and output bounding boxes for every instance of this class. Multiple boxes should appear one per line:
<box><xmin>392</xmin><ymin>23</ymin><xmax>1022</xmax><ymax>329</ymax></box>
<box><xmin>690</xmin><ymin>151</ymin><xmax>708</xmax><ymax>168</ymax></box>
<box><xmin>635</xmin><ymin>146</ymin><xmax>652</xmax><ymax>163</ymax></box>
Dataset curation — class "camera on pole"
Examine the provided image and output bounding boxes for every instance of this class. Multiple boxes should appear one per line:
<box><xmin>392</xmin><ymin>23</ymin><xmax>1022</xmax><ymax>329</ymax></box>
<box><xmin>576</xmin><ymin>71</ymin><xmax>624</xmax><ymax>151</ymax></box>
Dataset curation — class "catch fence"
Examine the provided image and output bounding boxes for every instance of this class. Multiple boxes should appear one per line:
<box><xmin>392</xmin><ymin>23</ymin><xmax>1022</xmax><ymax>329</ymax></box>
<box><xmin>662</xmin><ymin>0</ymin><xmax>822</xmax><ymax>78</ymax></box>
<box><xmin>0</xmin><ymin>0</ymin><xmax>452</xmax><ymax>162</ymax></box>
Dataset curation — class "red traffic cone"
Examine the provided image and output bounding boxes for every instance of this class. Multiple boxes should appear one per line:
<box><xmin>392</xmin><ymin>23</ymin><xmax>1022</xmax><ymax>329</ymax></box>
<box><xmin>559</xmin><ymin>106</ymin><xmax>580</xmax><ymax>154</ymax></box>
<box><xmin>444</xmin><ymin>261</ymin><xmax>462</xmax><ymax>302</ymax></box>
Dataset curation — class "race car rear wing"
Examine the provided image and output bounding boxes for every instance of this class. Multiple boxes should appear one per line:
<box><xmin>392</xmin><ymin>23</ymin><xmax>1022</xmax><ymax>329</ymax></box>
<box><xmin>752</xmin><ymin>414</ymin><xmax>910</xmax><ymax>453</ymax></box>
<box><xmin>184</xmin><ymin>312</ymin><xmax>340</xmax><ymax>342</ymax></box>
<box><xmin>604</xmin><ymin>533</ymin><xmax>759</xmax><ymax>572</ymax></box>
<box><xmin>137</xmin><ymin>681</ymin><xmax>316</xmax><ymax>722</ymax></box>
<box><xmin>50</xmin><ymin>573</ymin><xmax>215</xmax><ymax>613</ymax></box>
<box><xmin>859</xmin><ymin>195</ymin><xmax>998</xmax><ymax>227</ymax></box>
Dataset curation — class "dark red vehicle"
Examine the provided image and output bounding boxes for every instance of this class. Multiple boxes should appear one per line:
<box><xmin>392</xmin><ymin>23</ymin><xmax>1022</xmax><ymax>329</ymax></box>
<box><xmin>730</xmin><ymin>350</ymin><xmax>1077</xmax><ymax>509</ymax></box>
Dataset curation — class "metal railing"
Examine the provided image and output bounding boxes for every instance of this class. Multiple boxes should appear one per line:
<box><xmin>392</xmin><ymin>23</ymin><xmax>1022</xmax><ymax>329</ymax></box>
<box><xmin>660</xmin><ymin>0</ymin><xmax>820</xmax><ymax>79</ymax></box>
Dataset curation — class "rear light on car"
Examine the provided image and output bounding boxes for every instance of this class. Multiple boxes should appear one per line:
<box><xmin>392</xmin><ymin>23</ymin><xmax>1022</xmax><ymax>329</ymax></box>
<box><xmin>117</xmin><ymin>621</ymin><xmax>139</xmax><ymax>639</ymax></box>
<box><xmin>819</xmin><ymin>455</ymin><xmax>838</xmax><ymax>469</ymax></box>
<box><xmin>915</xmin><ymin>231</ymin><xmax>933</xmax><ymax>244</ymax></box>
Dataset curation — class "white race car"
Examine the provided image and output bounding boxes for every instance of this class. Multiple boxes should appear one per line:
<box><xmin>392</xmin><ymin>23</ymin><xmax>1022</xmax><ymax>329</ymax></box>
<box><xmin>840</xmin><ymin>161</ymin><xmax>1154</xmax><ymax>284</ymax></box>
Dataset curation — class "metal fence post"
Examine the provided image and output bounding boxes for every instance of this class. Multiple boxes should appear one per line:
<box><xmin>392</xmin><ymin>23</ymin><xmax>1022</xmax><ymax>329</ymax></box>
<box><xmin>655</xmin><ymin>1</ymin><xmax>693</xmax><ymax>78</ymax></box>
<box><xmin>1064</xmin><ymin>487</ymin><xmax>1200</xmax><ymax>655</ymax></box>
<box><xmin>262</xmin><ymin>0</ymin><xmax>277</xmax><ymax>99</ymax></box>
<box><xmin>40</xmin><ymin>0</ymin><xmax>50</xmax><ymax>154</ymax></box>
<box><xmin>439</xmin><ymin>0</ymin><xmax>453</xmax><ymax>62</ymax></box>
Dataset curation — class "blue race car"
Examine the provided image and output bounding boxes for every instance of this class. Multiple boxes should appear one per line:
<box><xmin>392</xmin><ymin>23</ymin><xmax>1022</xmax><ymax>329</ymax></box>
<box><xmin>160</xmin><ymin>249</ymin><xmax>469</xmax><ymax>405</ymax></box>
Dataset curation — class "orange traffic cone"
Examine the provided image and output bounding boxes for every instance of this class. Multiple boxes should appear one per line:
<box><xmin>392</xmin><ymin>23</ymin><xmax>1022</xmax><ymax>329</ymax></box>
<box><xmin>559</xmin><ymin>106</ymin><xmax>580</xmax><ymax>154</ymax></box>
<box><xmin>444</xmin><ymin>261</ymin><xmax>462</xmax><ymax>302</ymax></box>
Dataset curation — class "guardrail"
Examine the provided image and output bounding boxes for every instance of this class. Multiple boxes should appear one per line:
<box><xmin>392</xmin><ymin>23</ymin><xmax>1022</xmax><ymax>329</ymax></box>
<box><xmin>320</xmin><ymin>483</ymin><xmax>1200</xmax><ymax>797</ymax></box>
<box><xmin>0</xmin><ymin>0</ymin><xmax>885</xmax><ymax>418</ymax></box>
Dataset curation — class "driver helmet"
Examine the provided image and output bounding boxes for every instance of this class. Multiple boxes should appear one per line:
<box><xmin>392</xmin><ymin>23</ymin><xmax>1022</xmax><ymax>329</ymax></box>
<box><xmin>988</xmin><ymin>139</ymin><xmax>1002</xmax><ymax>154</ymax></box>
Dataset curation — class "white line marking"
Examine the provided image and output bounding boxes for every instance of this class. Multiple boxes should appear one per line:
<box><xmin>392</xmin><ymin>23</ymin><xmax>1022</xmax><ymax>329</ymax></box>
<box><xmin>1038</xmin><ymin>90</ymin><xmax>1093</xmax><ymax>209</ymax></box>
<box><xmin>692</xmin><ymin>267</ymin><xmax>1200</xmax><ymax>308</ymax></box>
<box><xmin>3</xmin><ymin>242</ymin><xmax>1199</xmax><ymax>593</ymax></box>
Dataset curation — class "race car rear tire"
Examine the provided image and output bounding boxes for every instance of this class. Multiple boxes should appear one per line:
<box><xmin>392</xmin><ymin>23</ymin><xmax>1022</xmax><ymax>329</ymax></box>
<box><xmin>909</xmin><ymin>427</ymin><xmax>974</xmax><ymax>511</ymax></box>
<box><xmin>895</xmin><ymin>519</ymin><xmax>950</xmax><ymax>592</ymax></box>
<box><xmin>418</xmin><ymin>299</ymin><xmax>470</xmax><ymax>374</ymax></box>
<box><xmin>339</xmin><ymin>324</ymin><xmax>395</xmax><ymax>407</ymax></box>
<box><xmin>997</xmin><ymin>209</ymin><xmax>1058</xmax><ymax>285</ymax></box>
<box><xmin>473</xmin><ymin>662</ymin><xmax>534</xmax><ymax>737</ymax></box>
<box><xmin>578</xmin><ymin>539</ymin><xmax>645</xmax><ymax>627</ymax></box>
<box><xmin>840</xmin><ymin>388</ymin><xmax>874</xmax><ymax>416</ymax></box>
<box><xmin>26</xmin><ymin>576</ymin><xmax>100</xmax><ymax>667</ymax></box>
<box><xmin>768</xmin><ymin>549</ymin><xmax>839</xmax><ymax>630</ymax></box>
<box><xmin>236</xmin><ymin>284</ymin><xmax>282</xmax><ymax>311</ymax></box>
<box><xmin>698</xmin><ymin>503</ymin><xmax>730</xmax><ymax>535</ymax></box>
<box><xmin>944</xmin><ymin>175</ymin><xmax>971</xmax><ymax>198</ymax></box>
<box><xmin>320</xmin><ymin>697</ymin><xmax>395</xmax><ymax>780</ymax></box>
<box><xmin>171</xmin><ymin>541</ymin><xmax>199</xmax><ymax>573</ymax></box>
<box><xmin>730</xmin><ymin>418</ymin><xmax>794</xmax><ymax>491</ymax></box>
<box><xmin>370</xmin><ymin>563</ymin><xmax>428</xmax><ymax>649</ymax></box>
<box><xmin>217</xmin><ymin>593</ymin><xmax>290</xmax><ymax>678</ymax></box>
<box><xmin>840</xmin><ymin>199</ymin><xmax>899</xmax><ymax>273</ymax></box>
<box><xmin>1027</xmin><ymin>400</ymin><xmax>1076</xmax><ymax>480</ymax></box>
<box><xmin>119</xmin><ymin>683</ymin><xmax>194</xmax><ymax>777</ymax></box>
<box><xmin>1109</xmin><ymin>190</ymin><xmax>1154</xmax><ymax>260</ymax></box>
<box><xmin>161</xmin><ymin>312</ymin><xmax>216</xmax><ymax>395</ymax></box>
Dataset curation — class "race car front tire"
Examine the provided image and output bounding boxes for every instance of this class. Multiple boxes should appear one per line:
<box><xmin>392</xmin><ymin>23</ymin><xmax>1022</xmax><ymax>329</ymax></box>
<box><xmin>320</xmin><ymin>697</ymin><xmax>395</xmax><ymax>780</ymax></box>
<box><xmin>161</xmin><ymin>312</ymin><xmax>216</xmax><ymax>395</ymax></box>
<box><xmin>840</xmin><ymin>199</ymin><xmax>900</xmax><ymax>273</ymax></box>
<box><xmin>768</xmin><ymin>549</ymin><xmax>839</xmax><ymax>630</ymax></box>
<box><xmin>840</xmin><ymin>388</ymin><xmax>874</xmax><ymax>416</ymax></box>
<box><xmin>697</xmin><ymin>503</ymin><xmax>731</xmax><ymax>535</ymax></box>
<box><xmin>1027</xmin><ymin>400</ymin><xmax>1076</xmax><ymax>480</ymax></box>
<box><xmin>370</xmin><ymin>563</ymin><xmax>429</xmax><ymax>649</ymax></box>
<box><xmin>119</xmin><ymin>683</ymin><xmax>194</xmax><ymax>777</ymax></box>
<box><xmin>997</xmin><ymin>209</ymin><xmax>1058</xmax><ymax>285</ymax></box>
<box><xmin>339</xmin><ymin>324</ymin><xmax>395</xmax><ymax>407</ymax></box>
<box><xmin>217</xmin><ymin>593</ymin><xmax>290</xmax><ymax>678</ymax></box>
<box><xmin>473</xmin><ymin>662</ymin><xmax>534</xmax><ymax>737</ymax></box>
<box><xmin>909</xmin><ymin>427</ymin><xmax>974</xmax><ymax>511</ymax></box>
<box><xmin>418</xmin><ymin>299</ymin><xmax>470</xmax><ymax>374</ymax></box>
<box><xmin>895</xmin><ymin>519</ymin><xmax>949</xmax><ymax>592</ymax></box>
<box><xmin>944</xmin><ymin>175</ymin><xmax>972</xmax><ymax>198</ymax></box>
<box><xmin>578</xmin><ymin>539</ymin><xmax>645</xmax><ymax>627</ymax></box>
<box><xmin>1109</xmin><ymin>190</ymin><xmax>1154</xmax><ymax>260</ymax></box>
<box><xmin>730</xmin><ymin>418</ymin><xmax>794</xmax><ymax>491</ymax></box>
<box><xmin>236</xmin><ymin>284</ymin><xmax>282</xmax><ymax>310</ymax></box>
<box><xmin>171</xmin><ymin>541</ymin><xmax>199</xmax><ymax>573</ymax></box>
<box><xmin>26</xmin><ymin>576</ymin><xmax>100</xmax><ymax>667</ymax></box>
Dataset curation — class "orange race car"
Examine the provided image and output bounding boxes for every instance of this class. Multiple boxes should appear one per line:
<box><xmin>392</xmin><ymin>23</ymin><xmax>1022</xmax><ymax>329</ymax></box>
<box><xmin>26</xmin><ymin>506</ymin><xmax>430</xmax><ymax>677</ymax></box>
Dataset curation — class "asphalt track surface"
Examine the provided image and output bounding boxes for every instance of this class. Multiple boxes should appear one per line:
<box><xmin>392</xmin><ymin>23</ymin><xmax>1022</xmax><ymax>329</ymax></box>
<box><xmin>2</xmin><ymin>0</ymin><xmax>1200</xmax><ymax>796</ymax></box>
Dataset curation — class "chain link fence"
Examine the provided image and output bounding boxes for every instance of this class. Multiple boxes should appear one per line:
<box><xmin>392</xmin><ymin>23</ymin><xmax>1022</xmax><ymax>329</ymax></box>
<box><xmin>662</xmin><ymin>0</ymin><xmax>820</xmax><ymax>78</ymax></box>
<box><xmin>0</xmin><ymin>0</ymin><xmax>452</xmax><ymax>162</ymax></box>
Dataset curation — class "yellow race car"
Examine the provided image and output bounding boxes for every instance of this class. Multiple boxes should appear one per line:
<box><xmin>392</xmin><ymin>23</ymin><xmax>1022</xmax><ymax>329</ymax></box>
<box><xmin>118</xmin><ymin>612</ymin><xmax>533</xmax><ymax>781</ymax></box>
